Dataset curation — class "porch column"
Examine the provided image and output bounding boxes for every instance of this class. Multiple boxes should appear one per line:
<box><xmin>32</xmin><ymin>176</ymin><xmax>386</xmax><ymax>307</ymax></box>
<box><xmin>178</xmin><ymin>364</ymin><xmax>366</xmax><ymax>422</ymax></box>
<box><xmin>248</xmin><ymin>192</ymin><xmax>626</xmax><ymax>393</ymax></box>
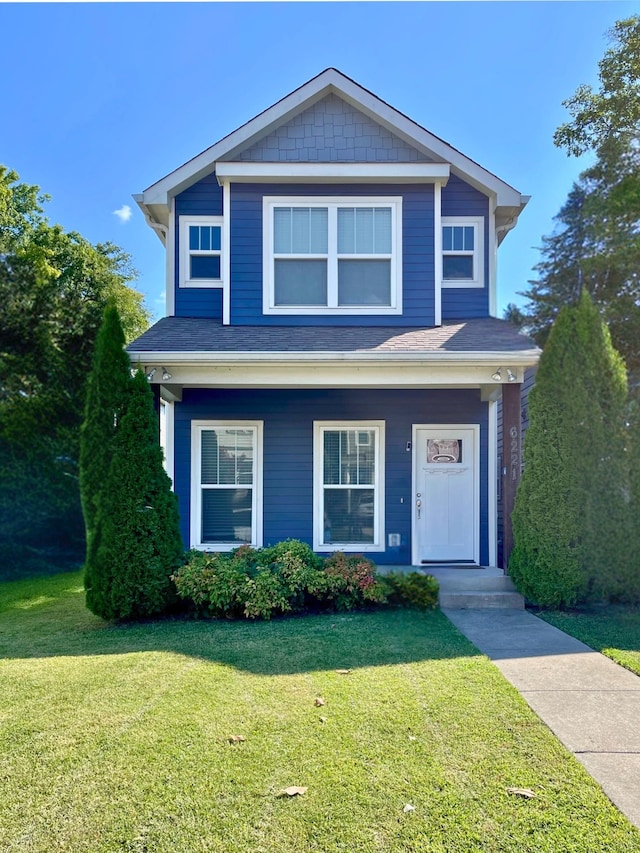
<box><xmin>501</xmin><ymin>382</ymin><xmax>522</xmax><ymax>571</ymax></box>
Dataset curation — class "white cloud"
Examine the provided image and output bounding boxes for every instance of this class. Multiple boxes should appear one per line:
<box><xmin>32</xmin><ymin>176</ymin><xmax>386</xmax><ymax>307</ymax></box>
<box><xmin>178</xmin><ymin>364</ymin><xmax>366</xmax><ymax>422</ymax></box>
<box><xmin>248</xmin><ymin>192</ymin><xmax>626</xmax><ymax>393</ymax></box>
<box><xmin>155</xmin><ymin>290</ymin><xmax>166</xmax><ymax>305</ymax></box>
<box><xmin>113</xmin><ymin>204</ymin><xmax>132</xmax><ymax>223</ymax></box>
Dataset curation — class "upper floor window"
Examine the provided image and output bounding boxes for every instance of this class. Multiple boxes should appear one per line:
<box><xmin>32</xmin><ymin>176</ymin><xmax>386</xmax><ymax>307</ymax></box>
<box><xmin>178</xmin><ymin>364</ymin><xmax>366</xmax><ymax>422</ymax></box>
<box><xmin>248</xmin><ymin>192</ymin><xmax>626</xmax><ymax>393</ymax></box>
<box><xmin>263</xmin><ymin>197</ymin><xmax>402</xmax><ymax>315</ymax></box>
<box><xmin>180</xmin><ymin>216</ymin><xmax>224</xmax><ymax>288</ymax></box>
<box><xmin>441</xmin><ymin>216</ymin><xmax>484</xmax><ymax>288</ymax></box>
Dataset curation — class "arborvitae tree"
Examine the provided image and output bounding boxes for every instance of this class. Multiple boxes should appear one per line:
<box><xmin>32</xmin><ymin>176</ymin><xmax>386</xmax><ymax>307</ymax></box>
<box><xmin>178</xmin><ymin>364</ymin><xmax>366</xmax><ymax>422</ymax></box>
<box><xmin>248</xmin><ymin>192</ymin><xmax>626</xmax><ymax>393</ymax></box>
<box><xmin>509</xmin><ymin>290</ymin><xmax>628</xmax><ymax>607</ymax></box>
<box><xmin>79</xmin><ymin>305</ymin><xmax>133</xmax><ymax>562</ymax></box>
<box><xmin>86</xmin><ymin>369</ymin><xmax>183</xmax><ymax>620</ymax></box>
<box><xmin>626</xmin><ymin>395</ymin><xmax>640</xmax><ymax>602</ymax></box>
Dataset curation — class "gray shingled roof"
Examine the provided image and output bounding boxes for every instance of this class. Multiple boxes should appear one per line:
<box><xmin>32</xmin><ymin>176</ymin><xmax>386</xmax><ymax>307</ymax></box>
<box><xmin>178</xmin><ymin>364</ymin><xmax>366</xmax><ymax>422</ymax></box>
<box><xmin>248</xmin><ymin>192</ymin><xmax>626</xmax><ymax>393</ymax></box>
<box><xmin>128</xmin><ymin>317</ymin><xmax>539</xmax><ymax>356</ymax></box>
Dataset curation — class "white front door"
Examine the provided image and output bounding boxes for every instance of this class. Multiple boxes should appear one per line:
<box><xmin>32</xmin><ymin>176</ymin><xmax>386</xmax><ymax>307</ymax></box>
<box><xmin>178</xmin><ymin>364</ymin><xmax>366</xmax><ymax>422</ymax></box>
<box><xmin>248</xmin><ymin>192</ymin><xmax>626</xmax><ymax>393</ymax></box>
<box><xmin>413</xmin><ymin>426</ymin><xmax>478</xmax><ymax>564</ymax></box>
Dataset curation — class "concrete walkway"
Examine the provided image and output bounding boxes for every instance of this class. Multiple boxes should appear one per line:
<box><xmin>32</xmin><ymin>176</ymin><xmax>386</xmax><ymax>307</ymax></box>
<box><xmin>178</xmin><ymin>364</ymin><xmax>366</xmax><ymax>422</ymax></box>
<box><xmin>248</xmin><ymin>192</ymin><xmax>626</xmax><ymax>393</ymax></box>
<box><xmin>443</xmin><ymin>607</ymin><xmax>640</xmax><ymax>830</ymax></box>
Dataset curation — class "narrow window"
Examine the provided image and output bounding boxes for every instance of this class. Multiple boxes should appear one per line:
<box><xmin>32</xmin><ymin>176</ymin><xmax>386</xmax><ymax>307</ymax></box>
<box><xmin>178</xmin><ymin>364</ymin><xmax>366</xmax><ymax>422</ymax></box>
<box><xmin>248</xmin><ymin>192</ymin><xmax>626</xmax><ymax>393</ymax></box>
<box><xmin>180</xmin><ymin>216</ymin><xmax>224</xmax><ymax>287</ymax></box>
<box><xmin>314</xmin><ymin>422</ymin><xmax>384</xmax><ymax>551</ymax></box>
<box><xmin>441</xmin><ymin>217</ymin><xmax>484</xmax><ymax>288</ymax></box>
<box><xmin>191</xmin><ymin>423</ymin><xmax>262</xmax><ymax>549</ymax></box>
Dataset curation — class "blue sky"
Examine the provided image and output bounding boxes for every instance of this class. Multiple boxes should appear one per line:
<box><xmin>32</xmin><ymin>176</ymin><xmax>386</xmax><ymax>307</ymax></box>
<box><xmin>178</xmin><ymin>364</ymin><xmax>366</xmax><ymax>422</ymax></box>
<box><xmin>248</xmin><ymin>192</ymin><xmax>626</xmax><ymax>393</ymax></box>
<box><xmin>1</xmin><ymin>1</ymin><xmax>637</xmax><ymax>319</ymax></box>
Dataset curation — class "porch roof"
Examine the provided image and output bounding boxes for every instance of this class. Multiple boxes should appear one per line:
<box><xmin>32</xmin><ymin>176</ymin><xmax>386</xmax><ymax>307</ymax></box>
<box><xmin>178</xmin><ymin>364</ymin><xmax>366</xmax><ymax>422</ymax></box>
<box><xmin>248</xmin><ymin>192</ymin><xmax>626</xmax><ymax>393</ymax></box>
<box><xmin>128</xmin><ymin>317</ymin><xmax>539</xmax><ymax>360</ymax></box>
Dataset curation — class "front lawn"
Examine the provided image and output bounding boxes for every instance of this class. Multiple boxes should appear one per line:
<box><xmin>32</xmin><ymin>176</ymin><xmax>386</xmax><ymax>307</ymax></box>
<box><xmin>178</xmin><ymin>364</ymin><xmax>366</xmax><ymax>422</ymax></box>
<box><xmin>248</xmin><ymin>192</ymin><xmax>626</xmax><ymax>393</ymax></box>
<box><xmin>538</xmin><ymin>605</ymin><xmax>640</xmax><ymax>677</ymax></box>
<box><xmin>1</xmin><ymin>572</ymin><xmax>638</xmax><ymax>852</ymax></box>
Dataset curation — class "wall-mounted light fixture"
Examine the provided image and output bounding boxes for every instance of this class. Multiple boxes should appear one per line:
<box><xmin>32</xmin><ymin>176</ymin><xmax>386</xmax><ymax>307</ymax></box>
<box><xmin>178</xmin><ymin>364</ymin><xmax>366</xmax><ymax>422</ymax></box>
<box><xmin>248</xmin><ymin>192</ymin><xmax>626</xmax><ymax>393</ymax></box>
<box><xmin>146</xmin><ymin>367</ymin><xmax>156</xmax><ymax>381</ymax></box>
<box><xmin>161</xmin><ymin>367</ymin><xmax>172</xmax><ymax>381</ymax></box>
<box><xmin>491</xmin><ymin>367</ymin><xmax>518</xmax><ymax>383</ymax></box>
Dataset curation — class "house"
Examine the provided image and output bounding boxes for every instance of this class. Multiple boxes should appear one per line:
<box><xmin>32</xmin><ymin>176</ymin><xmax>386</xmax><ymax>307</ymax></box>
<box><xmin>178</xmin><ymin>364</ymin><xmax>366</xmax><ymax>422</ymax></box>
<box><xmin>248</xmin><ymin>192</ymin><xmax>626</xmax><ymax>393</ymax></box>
<box><xmin>128</xmin><ymin>69</ymin><xmax>540</xmax><ymax>569</ymax></box>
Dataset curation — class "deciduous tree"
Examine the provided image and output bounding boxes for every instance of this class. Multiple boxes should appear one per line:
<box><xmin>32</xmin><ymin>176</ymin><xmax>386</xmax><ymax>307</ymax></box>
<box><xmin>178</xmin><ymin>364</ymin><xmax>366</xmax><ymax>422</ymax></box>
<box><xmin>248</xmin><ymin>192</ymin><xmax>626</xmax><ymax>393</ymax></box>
<box><xmin>0</xmin><ymin>167</ymin><xmax>149</xmax><ymax>576</ymax></box>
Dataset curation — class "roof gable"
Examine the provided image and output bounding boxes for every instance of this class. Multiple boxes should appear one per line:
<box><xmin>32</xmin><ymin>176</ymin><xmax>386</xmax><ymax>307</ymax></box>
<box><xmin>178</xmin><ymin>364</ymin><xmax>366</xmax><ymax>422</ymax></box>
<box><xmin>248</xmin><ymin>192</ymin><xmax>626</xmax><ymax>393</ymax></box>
<box><xmin>137</xmin><ymin>68</ymin><xmax>527</xmax><ymax>225</ymax></box>
<box><xmin>232</xmin><ymin>93</ymin><xmax>433</xmax><ymax>164</ymax></box>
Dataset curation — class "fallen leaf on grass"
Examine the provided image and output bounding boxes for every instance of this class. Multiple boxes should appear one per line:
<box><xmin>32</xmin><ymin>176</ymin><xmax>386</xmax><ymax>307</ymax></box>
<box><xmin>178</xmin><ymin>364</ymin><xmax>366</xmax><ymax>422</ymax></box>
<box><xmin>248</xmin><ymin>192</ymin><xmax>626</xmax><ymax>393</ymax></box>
<box><xmin>506</xmin><ymin>787</ymin><xmax>535</xmax><ymax>799</ymax></box>
<box><xmin>281</xmin><ymin>786</ymin><xmax>308</xmax><ymax>797</ymax></box>
<box><xmin>319</xmin><ymin>716</ymin><xmax>327</xmax><ymax>724</ymax></box>
<box><xmin>314</xmin><ymin>697</ymin><xmax>325</xmax><ymax>707</ymax></box>
<box><xmin>403</xmin><ymin>804</ymin><xmax>416</xmax><ymax>813</ymax></box>
<box><xmin>335</xmin><ymin>669</ymin><xmax>352</xmax><ymax>675</ymax></box>
<box><xmin>408</xmin><ymin>736</ymin><xmax>417</xmax><ymax>741</ymax></box>
<box><xmin>228</xmin><ymin>735</ymin><xmax>246</xmax><ymax>744</ymax></box>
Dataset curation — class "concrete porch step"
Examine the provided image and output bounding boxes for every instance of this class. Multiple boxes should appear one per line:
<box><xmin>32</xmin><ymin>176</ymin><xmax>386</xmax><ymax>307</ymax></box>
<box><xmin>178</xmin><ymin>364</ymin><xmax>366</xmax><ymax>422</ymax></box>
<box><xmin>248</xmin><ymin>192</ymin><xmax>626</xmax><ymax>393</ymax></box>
<box><xmin>423</xmin><ymin>567</ymin><xmax>525</xmax><ymax>610</ymax></box>
<box><xmin>438</xmin><ymin>589</ymin><xmax>525</xmax><ymax>610</ymax></box>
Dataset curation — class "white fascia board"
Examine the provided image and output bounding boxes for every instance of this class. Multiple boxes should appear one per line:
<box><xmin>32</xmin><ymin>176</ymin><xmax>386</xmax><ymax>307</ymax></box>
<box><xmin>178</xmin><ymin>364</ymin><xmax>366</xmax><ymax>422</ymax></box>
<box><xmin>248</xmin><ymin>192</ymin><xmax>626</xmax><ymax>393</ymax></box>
<box><xmin>214</xmin><ymin>162</ymin><xmax>450</xmax><ymax>184</ymax></box>
<box><xmin>140</xmin><ymin>68</ymin><xmax>525</xmax><ymax>211</ymax></box>
<box><xmin>140</xmin><ymin>362</ymin><xmax>532</xmax><ymax>389</ymax></box>
<box><xmin>133</xmin><ymin>349</ymin><xmax>540</xmax><ymax>367</ymax></box>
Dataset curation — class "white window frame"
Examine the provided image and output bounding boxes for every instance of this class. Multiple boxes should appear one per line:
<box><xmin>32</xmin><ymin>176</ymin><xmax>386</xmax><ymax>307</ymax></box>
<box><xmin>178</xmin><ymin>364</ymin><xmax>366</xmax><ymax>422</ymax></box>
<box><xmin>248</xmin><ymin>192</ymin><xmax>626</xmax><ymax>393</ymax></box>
<box><xmin>313</xmin><ymin>420</ymin><xmax>385</xmax><ymax>553</ymax></box>
<box><xmin>190</xmin><ymin>420</ymin><xmax>263</xmax><ymax>551</ymax></box>
<box><xmin>441</xmin><ymin>216</ymin><xmax>484</xmax><ymax>289</ymax></box>
<box><xmin>180</xmin><ymin>216</ymin><xmax>224</xmax><ymax>288</ymax></box>
<box><xmin>263</xmin><ymin>196</ymin><xmax>403</xmax><ymax>315</ymax></box>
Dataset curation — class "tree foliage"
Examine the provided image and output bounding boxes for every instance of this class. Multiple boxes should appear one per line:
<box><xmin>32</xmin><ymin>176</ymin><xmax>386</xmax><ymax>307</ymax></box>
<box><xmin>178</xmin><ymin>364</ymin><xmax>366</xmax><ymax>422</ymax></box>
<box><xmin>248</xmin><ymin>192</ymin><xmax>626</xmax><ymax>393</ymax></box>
<box><xmin>86</xmin><ymin>370</ymin><xmax>182</xmax><ymax>620</ymax></box>
<box><xmin>0</xmin><ymin>166</ymin><xmax>150</xmax><ymax>577</ymax></box>
<box><xmin>509</xmin><ymin>17</ymin><xmax>640</xmax><ymax>382</ymax></box>
<box><xmin>509</xmin><ymin>291</ymin><xmax>629</xmax><ymax>607</ymax></box>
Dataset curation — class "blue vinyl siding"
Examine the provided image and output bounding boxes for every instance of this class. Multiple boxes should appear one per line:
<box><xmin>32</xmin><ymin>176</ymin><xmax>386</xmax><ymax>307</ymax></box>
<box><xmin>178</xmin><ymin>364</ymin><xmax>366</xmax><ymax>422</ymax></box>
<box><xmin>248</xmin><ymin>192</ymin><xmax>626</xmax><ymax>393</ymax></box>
<box><xmin>441</xmin><ymin>175</ymin><xmax>490</xmax><ymax>319</ymax></box>
<box><xmin>175</xmin><ymin>174</ymin><xmax>224</xmax><ymax>319</ymax></box>
<box><xmin>173</xmin><ymin>388</ymin><xmax>489</xmax><ymax>564</ymax></box>
<box><xmin>230</xmin><ymin>183</ymin><xmax>435</xmax><ymax>326</ymax></box>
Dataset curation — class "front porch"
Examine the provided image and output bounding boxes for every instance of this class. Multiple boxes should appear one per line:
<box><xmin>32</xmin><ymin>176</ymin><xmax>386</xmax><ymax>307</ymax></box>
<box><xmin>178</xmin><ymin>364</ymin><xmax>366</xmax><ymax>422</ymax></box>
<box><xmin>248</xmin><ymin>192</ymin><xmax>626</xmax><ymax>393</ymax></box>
<box><xmin>379</xmin><ymin>565</ymin><xmax>525</xmax><ymax>609</ymax></box>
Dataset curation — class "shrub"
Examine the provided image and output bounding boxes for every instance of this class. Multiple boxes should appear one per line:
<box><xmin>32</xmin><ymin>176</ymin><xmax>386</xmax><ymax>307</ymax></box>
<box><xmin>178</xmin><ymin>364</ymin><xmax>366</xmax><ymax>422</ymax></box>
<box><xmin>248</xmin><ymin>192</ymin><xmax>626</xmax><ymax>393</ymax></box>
<box><xmin>86</xmin><ymin>370</ymin><xmax>183</xmax><ymax>620</ymax></box>
<box><xmin>510</xmin><ymin>290</ymin><xmax>628</xmax><ymax>607</ymax></box>
<box><xmin>172</xmin><ymin>550</ymin><xmax>246</xmax><ymax>618</ymax></box>
<box><xmin>322</xmin><ymin>552</ymin><xmax>387</xmax><ymax>610</ymax></box>
<box><xmin>380</xmin><ymin>572</ymin><xmax>439</xmax><ymax>609</ymax></box>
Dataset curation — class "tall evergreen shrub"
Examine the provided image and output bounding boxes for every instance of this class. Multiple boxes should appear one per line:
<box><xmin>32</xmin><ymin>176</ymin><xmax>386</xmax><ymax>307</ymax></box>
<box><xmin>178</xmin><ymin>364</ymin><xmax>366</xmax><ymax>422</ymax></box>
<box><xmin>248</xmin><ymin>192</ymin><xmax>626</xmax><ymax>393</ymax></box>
<box><xmin>509</xmin><ymin>290</ymin><xmax>628</xmax><ymax>606</ymax></box>
<box><xmin>87</xmin><ymin>370</ymin><xmax>183</xmax><ymax>620</ymax></box>
<box><xmin>625</xmin><ymin>393</ymin><xmax>640</xmax><ymax>602</ymax></box>
<box><xmin>79</xmin><ymin>305</ymin><xmax>132</xmax><ymax>552</ymax></box>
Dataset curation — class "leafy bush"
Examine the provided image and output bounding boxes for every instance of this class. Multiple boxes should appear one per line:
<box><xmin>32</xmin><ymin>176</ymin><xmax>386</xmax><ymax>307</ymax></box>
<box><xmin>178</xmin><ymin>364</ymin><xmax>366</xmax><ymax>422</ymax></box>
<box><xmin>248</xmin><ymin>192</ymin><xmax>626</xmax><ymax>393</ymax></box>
<box><xmin>173</xmin><ymin>542</ymin><xmax>391</xmax><ymax>619</ymax></box>
<box><xmin>172</xmin><ymin>550</ymin><xmax>247</xmax><ymax>618</ymax></box>
<box><xmin>321</xmin><ymin>553</ymin><xmax>386</xmax><ymax>610</ymax></box>
<box><xmin>380</xmin><ymin>572</ymin><xmax>439</xmax><ymax>609</ymax></box>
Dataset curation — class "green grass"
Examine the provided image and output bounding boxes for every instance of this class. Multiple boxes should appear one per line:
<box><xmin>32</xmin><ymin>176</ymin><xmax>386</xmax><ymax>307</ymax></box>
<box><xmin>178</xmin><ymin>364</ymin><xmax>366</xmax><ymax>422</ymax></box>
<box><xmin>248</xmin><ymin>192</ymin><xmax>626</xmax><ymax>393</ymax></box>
<box><xmin>1</xmin><ymin>572</ymin><xmax>639</xmax><ymax>853</ymax></box>
<box><xmin>538</xmin><ymin>605</ymin><xmax>640</xmax><ymax>677</ymax></box>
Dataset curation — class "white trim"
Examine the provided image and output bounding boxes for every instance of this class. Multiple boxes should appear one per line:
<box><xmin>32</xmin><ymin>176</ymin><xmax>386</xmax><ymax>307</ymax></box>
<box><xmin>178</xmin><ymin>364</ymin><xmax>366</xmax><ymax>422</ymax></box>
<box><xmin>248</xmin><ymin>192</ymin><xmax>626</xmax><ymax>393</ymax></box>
<box><xmin>166</xmin><ymin>197</ymin><xmax>175</xmax><ymax>316</ymax></box>
<box><xmin>488</xmin><ymin>199</ymin><xmax>497</xmax><ymax>317</ymax></box>
<box><xmin>262</xmin><ymin>196</ymin><xmax>403</xmax><ymax>316</ymax></box>
<box><xmin>488</xmin><ymin>400</ymin><xmax>497</xmax><ymax>567</ymax></box>
<box><xmin>214</xmin><ymin>161</ymin><xmax>450</xmax><ymax>184</ymax></box>
<box><xmin>179</xmin><ymin>216</ymin><xmax>224</xmax><ymax>289</ymax></box>
<box><xmin>434</xmin><ymin>182</ymin><xmax>442</xmax><ymax>326</ymax></box>
<box><xmin>190</xmin><ymin>420</ymin><xmax>263</xmax><ymax>551</ymax></box>
<box><xmin>141</xmin><ymin>69</ymin><xmax>524</xmax><ymax>212</ymax></box>
<box><xmin>159</xmin><ymin>399</ymin><xmax>175</xmax><ymax>486</ymax></box>
<box><xmin>313</xmin><ymin>420</ymin><xmax>385</xmax><ymax>553</ymax></box>
<box><xmin>411</xmin><ymin>424</ymin><xmax>480</xmax><ymax>566</ymax></box>
<box><xmin>441</xmin><ymin>216</ymin><xmax>485</xmax><ymax>289</ymax></box>
<box><xmin>222</xmin><ymin>182</ymin><xmax>231</xmax><ymax>325</ymax></box>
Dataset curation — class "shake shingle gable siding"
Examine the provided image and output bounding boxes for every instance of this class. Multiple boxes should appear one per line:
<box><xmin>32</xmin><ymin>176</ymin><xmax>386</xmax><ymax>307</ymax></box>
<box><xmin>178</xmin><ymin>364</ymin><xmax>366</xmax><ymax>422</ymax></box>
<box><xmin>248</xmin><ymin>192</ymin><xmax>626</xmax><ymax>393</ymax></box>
<box><xmin>127</xmin><ymin>317</ymin><xmax>537</xmax><ymax>355</ymax></box>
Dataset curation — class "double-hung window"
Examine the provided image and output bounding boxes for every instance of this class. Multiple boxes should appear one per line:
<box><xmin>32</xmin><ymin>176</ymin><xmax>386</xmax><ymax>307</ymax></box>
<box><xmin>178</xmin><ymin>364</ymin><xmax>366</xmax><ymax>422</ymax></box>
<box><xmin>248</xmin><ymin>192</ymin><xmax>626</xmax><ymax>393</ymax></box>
<box><xmin>180</xmin><ymin>216</ymin><xmax>224</xmax><ymax>288</ymax></box>
<box><xmin>441</xmin><ymin>216</ymin><xmax>484</xmax><ymax>288</ymax></box>
<box><xmin>264</xmin><ymin>197</ymin><xmax>402</xmax><ymax>314</ymax></box>
<box><xmin>314</xmin><ymin>421</ymin><xmax>385</xmax><ymax>552</ymax></box>
<box><xmin>190</xmin><ymin>421</ymin><xmax>262</xmax><ymax>550</ymax></box>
